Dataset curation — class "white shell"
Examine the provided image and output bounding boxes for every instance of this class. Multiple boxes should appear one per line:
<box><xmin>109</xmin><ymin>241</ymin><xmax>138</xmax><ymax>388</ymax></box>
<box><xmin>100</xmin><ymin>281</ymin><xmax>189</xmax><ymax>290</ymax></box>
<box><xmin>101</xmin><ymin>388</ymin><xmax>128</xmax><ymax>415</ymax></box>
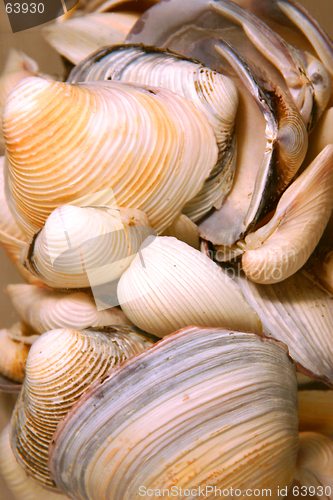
<box><xmin>49</xmin><ymin>326</ymin><xmax>298</xmax><ymax>500</ymax></box>
<box><xmin>117</xmin><ymin>236</ymin><xmax>262</xmax><ymax>337</ymax></box>
<box><xmin>3</xmin><ymin>78</ymin><xmax>217</xmax><ymax>236</ymax></box>
<box><xmin>6</xmin><ymin>284</ymin><xmax>132</xmax><ymax>334</ymax></box>
<box><xmin>162</xmin><ymin>214</ymin><xmax>199</xmax><ymax>250</ymax></box>
<box><xmin>22</xmin><ymin>205</ymin><xmax>156</xmax><ymax>288</ymax></box>
<box><xmin>10</xmin><ymin>327</ymin><xmax>154</xmax><ymax>489</ymax></box>
<box><xmin>42</xmin><ymin>13</ymin><xmax>139</xmax><ymax>64</ymax></box>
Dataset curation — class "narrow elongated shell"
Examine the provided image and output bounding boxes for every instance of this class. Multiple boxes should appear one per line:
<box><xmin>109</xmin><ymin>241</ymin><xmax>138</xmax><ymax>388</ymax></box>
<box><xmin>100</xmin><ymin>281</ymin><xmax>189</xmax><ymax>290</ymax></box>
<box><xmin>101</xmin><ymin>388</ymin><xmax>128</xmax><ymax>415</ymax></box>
<box><xmin>10</xmin><ymin>327</ymin><xmax>154</xmax><ymax>489</ymax></box>
<box><xmin>6</xmin><ymin>284</ymin><xmax>132</xmax><ymax>334</ymax></box>
<box><xmin>231</xmin><ymin>145</ymin><xmax>333</xmax><ymax>284</ymax></box>
<box><xmin>295</xmin><ymin>433</ymin><xmax>333</xmax><ymax>496</ymax></box>
<box><xmin>4</xmin><ymin>77</ymin><xmax>217</xmax><ymax>236</ymax></box>
<box><xmin>0</xmin><ymin>50</ymin><xmax>38</xmax><ymax>149</ymax></box>
<box><xmin>162</xmin><ymin>214</ymin><xmax>199</xmax><ymax>250</ymax></box>
<box><xmin>238</xmin><ymin>271</ymin><xmax>333</xmax><ymax>386</ymax></box>
<box><xmin>298</xmin><ymin>391</ymin><xmax>333</xmax><ymax>437</ymax></box>
<box><xmin>0</xmin><ymin>426</ymin><xmax>69</xmax><ymax>500</ymax></box>
<box><xmin>0</xmin><ymin>323</ymin><xmax>32</xmax><ymax>382</ymax></box>
<box><xmin>22</xmin><ymin>205</ymin><xmax>156</xmax><ymax>288</ymax></box>
<box><xmin>49</xmin><ymin>326</ymin><xmax>298</xmax><ymax>500</ymax></box>
<box><xmin>118</xmin><ymin>236</ymin><xmax>262</xmax><ymax>336</ymax></box>
<box><xmin>42</xmin><ymin>13</ymin><xmax>139</xmax><ymax>64</ymax></box>
<box><xmin>68</xmin><ymin>44</ymin><xmax>239</xmax><ymax>219</ymax></box>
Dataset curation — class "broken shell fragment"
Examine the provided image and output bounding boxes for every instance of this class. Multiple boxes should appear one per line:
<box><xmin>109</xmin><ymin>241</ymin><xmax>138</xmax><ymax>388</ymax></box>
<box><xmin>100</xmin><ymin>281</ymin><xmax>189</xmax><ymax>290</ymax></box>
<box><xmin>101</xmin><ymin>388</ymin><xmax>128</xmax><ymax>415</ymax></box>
<box><xmin>237</xmin><ymin>144</ymin><xmax>333</xmax><ymax>284</ymax></box>
<box><xmin>42</xmin><ymin>13</ymin><xmax>139</xmax><ymax>64</ymax></box>
<box><xmin>118</xmin><ymin>236</ymin><xmax>262</xmax><ymax>337</ymax></box>
<box><xmin>6</xmin><ymin>284</ymin><xmax>132</xmax><ymax>334</ymax></box>
<box><xmin>21</xmin><ymin>205</ymin><xmax>156</xmax><ymax>288</ymax></box>
<box><xmin>238</xmin><ymin>271</ymin><xmax>333</xmax><ymax>387</ymax></box>
<box><xmin>0</xmin><ymin>323</ymin><xmax>33</xmax><ymax>383</ymax></box>
<box><xmin>3</xmin><ymin>77</ymin><xmax>217</xmax><ymax>235</ymax></box>
<box><xmin>10</xmin><ymin>326</ymin><xmax>154</xmax><ymax>489</ymax></box>
<box><xmin>49</xmin><ymin>326</ymin><xmax>298</xmax><ymax>500</ymax></box>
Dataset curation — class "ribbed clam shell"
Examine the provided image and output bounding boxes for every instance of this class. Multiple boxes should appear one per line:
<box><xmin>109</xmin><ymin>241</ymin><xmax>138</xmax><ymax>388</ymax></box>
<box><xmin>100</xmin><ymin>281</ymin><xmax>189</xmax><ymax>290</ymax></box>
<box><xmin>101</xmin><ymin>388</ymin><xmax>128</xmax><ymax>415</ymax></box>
<box><xmin>10</xmin><ymin>326</ymin><xmax>154</xmax><ymax>489</ymax></box>
<box><xmin>162</xmin><ymin>214</ymin><xmax>199</xmax><ymax>250</ymax></box>
<box><xmin>0</xmin><ymin>426</ymin><xmax>68</xmax><ymax>500</ymax></box>
<box><xmin>42</xmin><ymin>13</ymin><xmax>139</xmax><ymax>64</ymax></box>
<box><xmin>0</xmin><ymin>323</ymin><xmax>33</xmax><ymax>383</ymax></box>
<box><xmin>0</xmin><ymin>50</ymin><xmax>38</xmax><ymax>149</ymax></box>
<box><xmin>22</xmin><ymin>205</ymin><xmax>156</xmax><ymax>288</ymax></box>
<box><xmin>68</xmin><ymin>44</ymin><xmax>239</xmax><ymax>220</ymax></box>
<box><xmin>198</xmin><ymin>40</ymin><xmax>307</xmax><ymax>246</ymax></box>
<box><xmin>117</xmin><ymin>236</ymin><xmax>262</xmax><ymax>336</ymax></box>
<box><xmin>4</xmin><ymin>77</ymin><xmax>217</xmax><ymax>236</ymax></box>
<box><xmin>298</xmin><ymin>391</ymin><xmax>333</xmax><ymax>437</ymax></box>
<box><xmin>6</xmin><ymin>284</ymin><xmax>132</xmax><ymax>334</ymax></box>
<box><xmin>238</xmin><ymin>271</ymin><xmax>333</xmax><ymax>386</ymax></box>
<box><xmin>49</xmin><ymin>326</ymin><xmax>298</xmax><ymax>500</ymax></box>
<box><xmin>295</xmin><ymin>432</ymin><xmax>333</xmax><ymax>495</ymax></box>
<box><xmin>236</xmin><ymin>144</ymin><xmax>333</xmax><ymax>284</ymax></box>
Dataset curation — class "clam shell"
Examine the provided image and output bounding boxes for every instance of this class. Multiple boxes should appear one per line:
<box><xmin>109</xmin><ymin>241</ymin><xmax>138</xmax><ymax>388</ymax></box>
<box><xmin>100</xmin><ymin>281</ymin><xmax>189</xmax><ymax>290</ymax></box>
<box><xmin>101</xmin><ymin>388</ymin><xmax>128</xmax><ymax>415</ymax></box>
<box><xmin>10</xmin><ymin>326</ymin><xmax>154</xmax><ymax>489</ymax></box>
<box><xmin>68</xmin><ymin>44</ymin><xmax>239</xmax><ymax>220</ymax></box>
<box><xmin>238</xmin><ymin>270</ymin><xmax>333</xmax><ymax>387</ymax></box>
<box><xmin>0</xmin><ymin>323</ymin><xmax>34</xmax><ymax>383</ymax></box>
<box><xmin>21</xmin><ymin>205</ymin><xmax>156</xmax><ymax>288</ymax></box>
<box><xmin>49</xmin><ymin>326</ymin><xmax>298</xmax><ymax>500</ymax></box>
<box><xmin>117</xmin><ymin>236</ymin><xmax>262</xmax><ymax>337</ymax></box>
<box><xmin>3</xmin><ymin>77</ymin><xmax>217</xmax><ymax>236</ymax></box>
<box><xmin>295</xmin><ymin>432</ymin><xmax>333</xmax><ymax>495</ymax></box>
<box><xmin>298</xmin><ymin>390</ymin><xmax>333</xmax><ymax>437</ymax></box>
<box><xmin>42</xmin><ymin>13</ymin><xmax>139</xmax><ymax>64</ymax></box>
<box><xmin>0</xmin><ymin>50</ymin><xmax>39</xmax><ymax>150</ymax></box>
<box><xmin>231</xmin><ymin>144</ymin><xmax>333</xmax><ymax>284</ymax></box>
<box><xmin>6</xmin><ymin>284</ymin><xmax>132</xmax><ymax>334</ymax></box>
<box><xmin>0</xmin><ymin>425</ymin><xmax>69</xmax><ymax>500</ymax></box>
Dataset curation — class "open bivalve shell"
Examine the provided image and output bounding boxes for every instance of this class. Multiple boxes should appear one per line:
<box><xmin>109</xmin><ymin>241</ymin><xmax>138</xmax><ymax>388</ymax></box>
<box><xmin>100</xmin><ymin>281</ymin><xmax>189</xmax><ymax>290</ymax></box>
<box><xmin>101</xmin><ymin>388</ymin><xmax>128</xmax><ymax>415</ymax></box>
<box><xmin>0</xmin><ymin>425</ymin><xmax>69</xmax><ymax>500</ymax></box>
<box><xmin>3</xmin><ymin>77</ymin><xmax>217</xmax><ymax>236</ymax></box>
<box><xmin>238</xmin><ymin>271</ymin><xmax>333</xmax><ymax>387</ymax></box>
<box><xmin>117</xmin><ymin>236</ymin><xmax>262</xmax><ymax>337</ymax></box>
<box><xmin>10</xmin><ymin>326</ymin><xmax>155</xmax><ymax>490</ymax></box>
<box><xmin>49</xmin><ymin>326</ymin><xmax>299</xmax><ymax>500</ymax></box>
<box><xmin>21</xmin><ymin>204</ymin><xmax>156</xmax><ymax>288</ymax></box>
<box><xmin>216</xmin><ymin>144</ymin><xmax>333</xmax><ymax>284</ymax></box>
<box><xmin>6</xmin><ymin>284</ymin><xmax>132</xmax><ymax>334</ymax></box>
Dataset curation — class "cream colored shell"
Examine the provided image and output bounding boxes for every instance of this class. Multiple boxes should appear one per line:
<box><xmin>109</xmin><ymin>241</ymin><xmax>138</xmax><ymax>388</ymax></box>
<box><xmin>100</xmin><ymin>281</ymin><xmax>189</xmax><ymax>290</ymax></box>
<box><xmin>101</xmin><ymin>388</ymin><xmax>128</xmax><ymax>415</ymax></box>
<box><xmin>6</xmin><ymin>284</ymin><xmax>132</xmax><ymax>334</ymax></box>
<box><xmin>10</xmin><ymin>327</ymin><xmax>154</xmax><ymax>489</ymax></box>
<box><xmin>22</xmin><ymin>205</ymin><xmax>156</xmax><ymax>288</ymax></box>
<box><xmin>117</xmin><ymin>236</ymin><xmax>262</xmax><ymax>336</ymax></box>
<box><xmin>3</xmin><ymin>77</ymin><xmax>217</xmax><ymax>236</ymax></box>
<box><xmin>0</xmin><ymin>322</ymin><xmax>35</xmax><ymax>383</ymax></box>
<box><xmin>42</xmin><ymin>13</ymin><xmax>139</xmax><ymax>64</ymax></box>
<box><xmin>49</xmin><ymin>326</ymin><xmax>298</xmax><ymax>500</ymax></box>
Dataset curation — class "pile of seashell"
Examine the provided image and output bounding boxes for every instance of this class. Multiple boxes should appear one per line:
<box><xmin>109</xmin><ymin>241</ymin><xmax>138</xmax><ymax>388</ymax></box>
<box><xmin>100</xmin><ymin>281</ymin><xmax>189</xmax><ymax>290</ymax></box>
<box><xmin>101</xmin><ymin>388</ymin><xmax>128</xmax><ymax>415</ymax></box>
<box><xmin>0</xmin><ymin>0</ymin><xmax>333</xmax><ymax>499</ymax></box>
